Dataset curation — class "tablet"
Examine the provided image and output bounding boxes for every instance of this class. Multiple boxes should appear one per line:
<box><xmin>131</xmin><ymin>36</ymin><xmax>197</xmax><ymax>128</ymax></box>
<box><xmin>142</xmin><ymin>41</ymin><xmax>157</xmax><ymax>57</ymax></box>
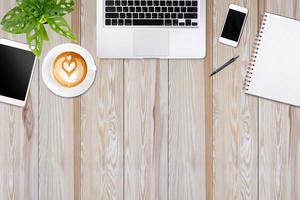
<box><xmin>0</xmin><ymin>39</ymin><xmax>37</xmax><ymax>107</ymax></box>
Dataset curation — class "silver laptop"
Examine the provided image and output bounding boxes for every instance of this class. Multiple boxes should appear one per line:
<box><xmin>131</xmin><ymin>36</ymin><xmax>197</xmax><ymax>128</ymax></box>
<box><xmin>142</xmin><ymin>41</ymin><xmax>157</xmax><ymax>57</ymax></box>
<box><xmin>97</xmin><ymin>0</ymin><xmax>206</xmax><ymax>59</ymax></box>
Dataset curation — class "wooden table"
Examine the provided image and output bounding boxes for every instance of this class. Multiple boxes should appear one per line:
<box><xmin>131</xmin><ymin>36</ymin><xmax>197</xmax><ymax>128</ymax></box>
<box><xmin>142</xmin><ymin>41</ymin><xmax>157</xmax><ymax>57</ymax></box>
<box><xmin>0</xmin><ymin>0</ymin><xmax>299</xmax><ymax>199</ymax></box>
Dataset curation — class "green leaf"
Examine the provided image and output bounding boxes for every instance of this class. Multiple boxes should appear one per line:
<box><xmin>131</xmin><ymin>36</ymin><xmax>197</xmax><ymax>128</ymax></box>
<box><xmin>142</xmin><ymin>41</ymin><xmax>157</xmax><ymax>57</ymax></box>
<box><xmin>22</xmin><ymin>2</ymin><xmax>43</xmax><ymax>18</ymax></box>
<box><xmin>1</xmin><ymin>6</ymin><xmax>23</xmax><ymax>25</ymax></box>
<box><xmin>1</xmin><ymin>6</ymin><xmax>36</xmax><ymax>34</ymax></box>
<box><xmin>45</xmin><ymin>0</ymin><xmax>74</xmax><ymax>17</ymax></box>
<box><xmin>26</xmin><ymin>23</ymin><xmax>45</xmax><ymax>57</ymax></box>
<box><xmin>46</xmin><ymin>16</ymin><xmax>77</xmax><ymax>42</ymax></box>
<box><xmin>40</xmin><ymin>23</ymin><xmax>49</xmax><ymax>41</ymax></box>
<box><xmin>2</xmin><ymin>20</ymin><xmax>36</xmax><ymax>34</ymax></box>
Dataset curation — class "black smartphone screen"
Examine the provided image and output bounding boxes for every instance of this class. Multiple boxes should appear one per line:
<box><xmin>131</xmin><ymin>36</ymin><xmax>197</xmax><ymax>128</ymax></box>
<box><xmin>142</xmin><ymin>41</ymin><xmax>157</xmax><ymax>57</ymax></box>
<box><xmin>0</xmin><ymin>44</ymin><xmax>35</xmax><ymax>101</ymax></box>
<box><xmin>221</xmin><ymin>9</ymin><xmax>246</xmax><ymax>42</ymax></box>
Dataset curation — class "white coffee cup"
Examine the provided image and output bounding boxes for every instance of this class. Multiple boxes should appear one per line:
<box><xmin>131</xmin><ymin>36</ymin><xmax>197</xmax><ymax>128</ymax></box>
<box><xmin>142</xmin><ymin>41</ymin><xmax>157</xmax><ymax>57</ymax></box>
<box><xmin>42</xmin><ymin>43</ymin><xmax>96</xmax><ymax>97</ymax></box>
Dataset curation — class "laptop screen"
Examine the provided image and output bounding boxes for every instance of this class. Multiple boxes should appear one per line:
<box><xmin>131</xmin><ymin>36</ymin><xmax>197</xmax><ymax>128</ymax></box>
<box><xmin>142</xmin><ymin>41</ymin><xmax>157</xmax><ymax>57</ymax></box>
<box><xmin>0</xmin><ymin>44</ymin><xmax>35</xmax><ymax>101</ymax></box>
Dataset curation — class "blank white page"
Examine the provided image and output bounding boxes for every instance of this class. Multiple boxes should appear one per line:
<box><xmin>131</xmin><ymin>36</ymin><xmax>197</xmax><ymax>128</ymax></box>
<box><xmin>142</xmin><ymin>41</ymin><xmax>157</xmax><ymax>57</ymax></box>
<box><xmin>246</xmin><ymin>13</ymin><xmax>300</xmax><ymax>107</ymax></box>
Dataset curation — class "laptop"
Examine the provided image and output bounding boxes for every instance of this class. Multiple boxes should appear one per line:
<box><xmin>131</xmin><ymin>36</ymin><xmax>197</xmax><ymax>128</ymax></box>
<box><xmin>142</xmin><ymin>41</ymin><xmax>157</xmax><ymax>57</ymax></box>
<box><xmin>97</xmin><ymin>0</ymin><xmax>206</xmax><ymax>59</ymax></box>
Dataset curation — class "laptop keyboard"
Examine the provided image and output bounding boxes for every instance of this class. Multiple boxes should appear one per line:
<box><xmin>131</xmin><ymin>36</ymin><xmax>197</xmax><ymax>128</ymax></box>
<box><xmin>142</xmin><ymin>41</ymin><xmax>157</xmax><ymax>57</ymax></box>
<box><xmin>105</xmin><ymin>0</ymin><xmax>198</xmax><ymax>27</ymax></box>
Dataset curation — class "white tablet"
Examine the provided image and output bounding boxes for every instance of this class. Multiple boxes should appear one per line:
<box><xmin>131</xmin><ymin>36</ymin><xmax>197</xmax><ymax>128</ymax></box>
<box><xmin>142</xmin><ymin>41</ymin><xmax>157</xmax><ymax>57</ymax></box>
<box><xmin>0</xmin><ymin>39</ymin><xmax>37</xmax><ymax>107</ymax></box>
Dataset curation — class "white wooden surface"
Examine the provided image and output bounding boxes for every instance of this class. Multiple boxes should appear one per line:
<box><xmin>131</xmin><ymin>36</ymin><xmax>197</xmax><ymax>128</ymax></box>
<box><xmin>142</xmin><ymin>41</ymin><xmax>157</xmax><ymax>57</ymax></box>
<box><xmin>0</xmin><ymin>0</ymin><xmax>299</xmax><ymax>199</ymax></box>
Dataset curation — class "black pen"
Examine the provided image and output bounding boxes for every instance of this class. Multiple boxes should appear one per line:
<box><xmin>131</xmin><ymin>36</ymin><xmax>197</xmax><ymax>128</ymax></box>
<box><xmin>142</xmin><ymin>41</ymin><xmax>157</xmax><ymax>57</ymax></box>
<box><xmin>210</xmin><ymin>56</ymin><xmax>239</xmax><ymax>77</ymax></box>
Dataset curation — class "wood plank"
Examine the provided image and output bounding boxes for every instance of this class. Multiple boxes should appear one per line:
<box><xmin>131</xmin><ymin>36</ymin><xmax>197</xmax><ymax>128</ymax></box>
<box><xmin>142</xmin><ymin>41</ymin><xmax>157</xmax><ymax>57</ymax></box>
<box><xmin>80</xmin><ymin>0</ymin><xmax>124</xmax><ymax>199</ymax></box>
<box><xmin>169</xmin><ymin>60</ymin><xmax>206</xmax><ymax>200</ymax></box>
<box><xmin>71</xmin><ymin>1</ymin><xmax>82</xmax><ymax>200</ymax></box>
<box><xmin>38</xmin><ymin>16</ymin><xmax>76</xmax><ymax>200</ymax></box>
<box><xmin>259</xmin><ymin>1</ymin><xmax>300</xmax><ymax>199</ymax></box>
<box><xmin>205</xmin><ymin>0</ymin><xmax>213</xmax><ymax>199</ymax></box>
<box><xmin>81</xmin><ymin>60</ymin><xmax>124</xmax><ymax>200</ymax></box>
<box><xmin>124</xmin><ymin>60</ymin><xmax>168</xmax><ymax>200</ymax></box>
<box><xmin>212</xmin><ymin>0</ymin><xmax>258</xmax><ymax>199</ymax></box>
<box><xmin>0</xmin><ymin>1</ymin><xmax>38</xmax><ymax>200</ymax></box>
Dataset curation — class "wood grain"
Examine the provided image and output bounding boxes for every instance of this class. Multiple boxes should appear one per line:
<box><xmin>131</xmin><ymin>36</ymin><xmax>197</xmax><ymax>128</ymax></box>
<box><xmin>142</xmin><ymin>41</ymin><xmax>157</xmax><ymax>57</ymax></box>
<box><xmin>205</xmin><ymin>0</ymin><xmax>213</xmax><ymax>199</ymax></box>
<box><xmin>4</xmin><ymin>0</ymin><xmax>298</xmax><ymax>199</ymax></box>
<box><xmin>0</xmin><ymin>2</ymin><xmax>38</xmax><ymax>200</ymax></box>
<box><xmin>169</xmin><ymin>60</ymin><xmax>206</xmax><ymax>200</ymax></box>
<box><xmin>212</xmin><ymin>0</ymin><xmax>258</xmax><ymax>199</ymax></box>
<box><xmin>259</xmin><ymin>1</ymin><xmax>300</xmax><ymax>199</ymax></box>
<box><xmin>124</xmin><ymin>60</ymin><xmax>168</xmax><ymax>200</ymax></box>
<box><xmin>80</xmin><ymin>0</ymin><xmax>124</xmax><ymax>199</ymax></box>
<box><xmin>71</xmin><ymin>0</ymin><xmax>82</xmax><ymax>199</ymax></box>
<box><xmin>81</xmin><ymin>60</ymin><xmax>124</xmax><ymax>200</ymax></box>
<box><xmin>38</xmin><ymin>17</ymin><xmax>76</xmax><ymax>200</ymax></box>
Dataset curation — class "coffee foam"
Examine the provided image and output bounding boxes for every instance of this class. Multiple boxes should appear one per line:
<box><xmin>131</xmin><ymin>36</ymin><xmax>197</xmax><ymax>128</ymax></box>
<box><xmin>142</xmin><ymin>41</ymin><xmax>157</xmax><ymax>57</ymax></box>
<box><xmin>51</xmin><ymin>52</ymin><xmax>87</xmax><ymax>88</ymax></box>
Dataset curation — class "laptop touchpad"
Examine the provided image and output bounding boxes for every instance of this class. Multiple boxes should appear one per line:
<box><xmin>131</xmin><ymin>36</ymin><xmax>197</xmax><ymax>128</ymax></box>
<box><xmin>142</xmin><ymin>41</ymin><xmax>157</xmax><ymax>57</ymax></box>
<box><xmin>133</xmin><ymin>30</ymin><xmax>169</xmax><ymax>57</ymax></box>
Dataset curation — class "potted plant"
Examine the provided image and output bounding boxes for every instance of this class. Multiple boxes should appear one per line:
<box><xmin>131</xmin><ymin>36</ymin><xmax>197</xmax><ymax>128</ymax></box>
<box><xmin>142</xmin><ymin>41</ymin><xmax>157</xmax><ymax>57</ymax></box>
<box><xmin>0</xmin><ymin>0</ymin><xmax>77</xmax><ymax>57</ymax></box>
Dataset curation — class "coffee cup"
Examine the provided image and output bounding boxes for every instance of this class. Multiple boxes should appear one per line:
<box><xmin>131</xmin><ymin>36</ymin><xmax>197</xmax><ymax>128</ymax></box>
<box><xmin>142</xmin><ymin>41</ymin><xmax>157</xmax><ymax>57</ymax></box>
<box><xmin>42</xmin><ymin>44</ymin><xmax>96</xmax><ymax>98</ymax></box>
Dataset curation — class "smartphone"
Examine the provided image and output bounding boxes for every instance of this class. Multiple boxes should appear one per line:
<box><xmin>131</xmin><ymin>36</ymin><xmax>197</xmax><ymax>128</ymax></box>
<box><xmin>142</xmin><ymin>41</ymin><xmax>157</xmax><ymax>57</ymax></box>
<box><xmin>219</xmin><ymin>4</ymin><xmax>248</xmax><ymax>47</ymax></box>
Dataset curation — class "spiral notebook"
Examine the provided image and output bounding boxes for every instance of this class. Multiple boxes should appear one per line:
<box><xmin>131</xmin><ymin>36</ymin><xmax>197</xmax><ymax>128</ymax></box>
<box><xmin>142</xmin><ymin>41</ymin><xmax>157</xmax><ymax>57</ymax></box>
<box><xmin>244</xmin><ymin>12</ymin><xmax>300</xmax><ymax>107</ymax></box>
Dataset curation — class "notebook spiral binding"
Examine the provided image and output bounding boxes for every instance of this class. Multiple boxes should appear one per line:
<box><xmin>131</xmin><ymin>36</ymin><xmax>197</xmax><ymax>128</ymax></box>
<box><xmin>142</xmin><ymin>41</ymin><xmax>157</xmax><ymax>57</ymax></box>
<box><xmin>243</xmin><ymin>14</ymin><xmax>268</xmax><ymax>91</ymax></box>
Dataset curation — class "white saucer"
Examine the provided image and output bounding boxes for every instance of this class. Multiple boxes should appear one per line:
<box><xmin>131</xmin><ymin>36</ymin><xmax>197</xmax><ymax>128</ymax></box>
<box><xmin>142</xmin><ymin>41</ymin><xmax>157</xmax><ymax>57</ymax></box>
<box><xmin>42</xmin><ymin>43</ymin><xmax>96</xmax><ymax>98</ymax></box>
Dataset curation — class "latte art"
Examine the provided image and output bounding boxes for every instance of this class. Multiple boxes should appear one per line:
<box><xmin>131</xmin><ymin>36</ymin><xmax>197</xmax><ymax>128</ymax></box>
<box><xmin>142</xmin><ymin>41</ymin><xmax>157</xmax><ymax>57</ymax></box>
<box><xmin>51</xmin><ymin>52</ymin><xmax>87</xmax><ymax>88</ymax></box>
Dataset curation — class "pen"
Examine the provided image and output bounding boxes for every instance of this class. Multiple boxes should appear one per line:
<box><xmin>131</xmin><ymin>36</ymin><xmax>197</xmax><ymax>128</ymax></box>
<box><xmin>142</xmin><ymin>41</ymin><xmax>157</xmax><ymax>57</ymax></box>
<box><xmin>210</xmin><ymin>56</ymin><xmax>239</xmax><ymax>77</ymax></box>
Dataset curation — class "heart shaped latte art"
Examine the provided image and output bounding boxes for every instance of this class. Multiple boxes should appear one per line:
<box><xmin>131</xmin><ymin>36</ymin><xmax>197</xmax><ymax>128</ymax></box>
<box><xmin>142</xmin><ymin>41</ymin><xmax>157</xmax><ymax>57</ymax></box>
<box><xmin>62</xmin><ymin>60</ymin><xmax>77</xmax><ymax>74</ymax></box>
<box><xmin>51</xmin><ymin>52</ymin><xmax>88</xmax><ymax>88</ymax></box>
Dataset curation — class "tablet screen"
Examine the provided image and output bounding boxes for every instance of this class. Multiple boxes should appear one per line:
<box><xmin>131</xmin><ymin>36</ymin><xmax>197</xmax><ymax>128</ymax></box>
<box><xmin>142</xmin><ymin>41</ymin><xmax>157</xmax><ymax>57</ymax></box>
<box><xmin>0</xmin><ymin>44</ymin><xmax>35</xmax><ymax>101</ymax></box>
